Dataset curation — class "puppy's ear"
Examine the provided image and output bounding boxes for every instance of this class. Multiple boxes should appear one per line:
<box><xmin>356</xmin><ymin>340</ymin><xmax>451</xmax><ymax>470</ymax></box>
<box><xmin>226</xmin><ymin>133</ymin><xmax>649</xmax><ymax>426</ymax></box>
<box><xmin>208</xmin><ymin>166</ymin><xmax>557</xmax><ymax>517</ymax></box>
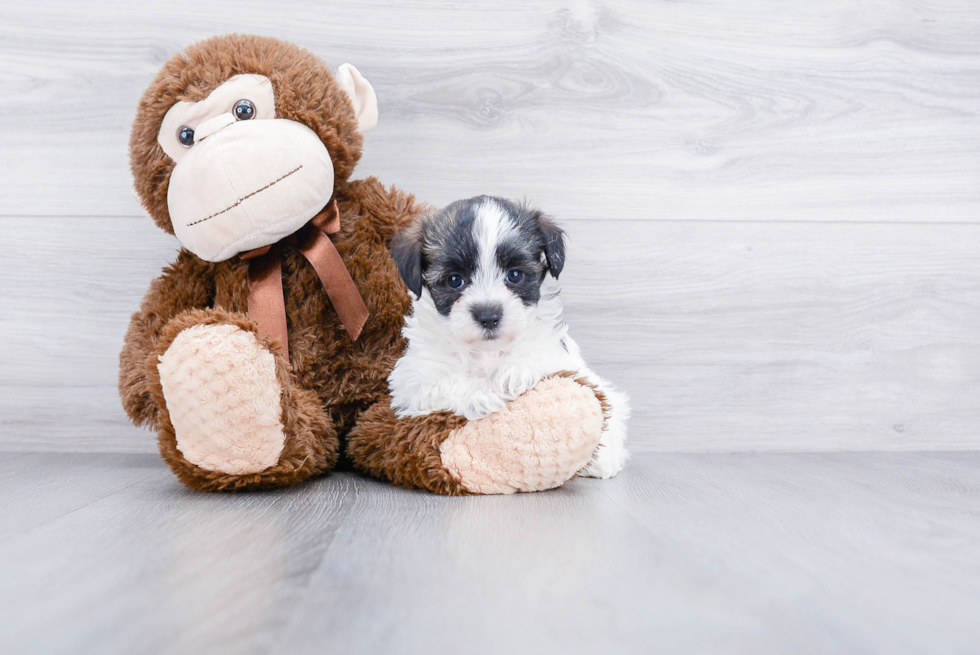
<box><xmin>534</xmin><ymin>211</ymin><xmax>566</xmax><ymax>279</ymax></box>
<box><xmin>391</xmin><ymin>223</ymin><xmax>424</xmax><ymax>299</ymax></box>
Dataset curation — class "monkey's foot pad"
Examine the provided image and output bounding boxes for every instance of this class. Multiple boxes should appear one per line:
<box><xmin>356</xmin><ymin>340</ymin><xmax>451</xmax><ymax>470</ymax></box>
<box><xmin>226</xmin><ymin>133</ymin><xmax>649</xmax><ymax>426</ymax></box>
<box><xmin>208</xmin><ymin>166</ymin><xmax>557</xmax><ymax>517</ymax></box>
<box><xmin>158</xmin><ymin>323</ymin><xmax>285</xmax><ymax>475</ymax></box>
<box><xmin>440</xmin><ymin>375</ymin><xmax>604</xmax><ymax>494</ymax></box>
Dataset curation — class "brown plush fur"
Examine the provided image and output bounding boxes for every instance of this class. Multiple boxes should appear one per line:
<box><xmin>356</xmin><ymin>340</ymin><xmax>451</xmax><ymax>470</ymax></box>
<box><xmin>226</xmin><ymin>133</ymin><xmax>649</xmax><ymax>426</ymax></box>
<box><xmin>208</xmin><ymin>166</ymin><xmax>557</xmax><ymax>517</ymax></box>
<box><xmin>347</xmin><ymin>372</ymin><xmax>610</xmax><ymax>495</ymax></box>
<box><xmin>146</xmin><ymin>308</ymin><xmax>337</xmax><ymax>491</ymax></box>
<box><xmin>120</xmin><ymin>34</ymin><xmax>449</xmax><ymax>491</ymax></box>
<box><xmin>347</xmin><ymin>403</ymin><xmax>469</xmax><ymax>496</ymax></box>
<box><xmin>130</xmin><ymin>35</ymin><xmax>363</xmax><ymax>235</ymax></box>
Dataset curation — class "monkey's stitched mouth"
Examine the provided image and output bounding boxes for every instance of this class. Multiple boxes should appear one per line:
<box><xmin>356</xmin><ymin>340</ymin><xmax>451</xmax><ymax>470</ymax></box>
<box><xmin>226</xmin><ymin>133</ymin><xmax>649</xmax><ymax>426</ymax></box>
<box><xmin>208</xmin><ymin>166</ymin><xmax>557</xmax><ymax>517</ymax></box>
<box><xmin>186</xmin><ymin>164</ymin><xmax>304</xmax><ymax>227</ymax></box>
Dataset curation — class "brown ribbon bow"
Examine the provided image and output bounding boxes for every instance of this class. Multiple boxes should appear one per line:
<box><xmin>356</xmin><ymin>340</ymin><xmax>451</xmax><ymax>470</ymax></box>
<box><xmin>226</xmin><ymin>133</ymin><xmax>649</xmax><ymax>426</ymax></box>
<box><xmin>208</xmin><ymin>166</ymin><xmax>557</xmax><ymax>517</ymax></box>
<box><xmin>240</xmin><ymin>199</ymin><xmax>369</xmax><ymax>362</ymax></box>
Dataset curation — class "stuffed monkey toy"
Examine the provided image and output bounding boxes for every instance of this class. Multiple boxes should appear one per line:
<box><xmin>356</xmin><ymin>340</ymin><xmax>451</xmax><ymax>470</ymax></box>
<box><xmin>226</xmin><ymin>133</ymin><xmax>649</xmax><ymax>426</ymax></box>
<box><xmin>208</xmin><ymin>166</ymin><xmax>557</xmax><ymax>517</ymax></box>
<box><xmin>120</xmin><ymin>34</ymin><xmax>607</xmax><ymax>494</ymax></box>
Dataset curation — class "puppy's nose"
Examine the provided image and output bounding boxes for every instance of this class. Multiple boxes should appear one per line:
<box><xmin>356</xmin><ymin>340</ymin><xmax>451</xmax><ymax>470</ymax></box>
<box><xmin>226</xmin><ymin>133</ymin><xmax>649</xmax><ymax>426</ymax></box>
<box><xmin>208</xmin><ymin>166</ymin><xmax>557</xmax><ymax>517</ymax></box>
<box><xmin>471</xmin><ymin>303</ymin><xmax>503</xmax><ymax>330</ymax></box>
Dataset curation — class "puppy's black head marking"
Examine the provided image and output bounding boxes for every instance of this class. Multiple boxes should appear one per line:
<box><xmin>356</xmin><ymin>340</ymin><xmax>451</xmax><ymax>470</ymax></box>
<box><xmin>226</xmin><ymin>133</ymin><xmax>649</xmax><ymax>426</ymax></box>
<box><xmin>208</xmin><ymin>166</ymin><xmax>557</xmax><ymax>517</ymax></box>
<box><xmin>391</xmin><ymin>222</ymin><xmax>424</xmax><ymax>299</ymax></box>
<box><xmin>392</xmin><ymin>195</ymin><xmax>567</xmax><ymax>317</ymax></box>
<box><xmin>421</xmin><ymin>199</ymin><xmax>481</xmax><ymax>316</ymax></box>
<box><xmin>491</xmin><ymin>197</ymin><xmax>566</xmax><ymax>280</ymax></box>
<box><xmin>495</xmin><ymin>238</ymin><xmax>544</xmax><ymax>307</ymax></box>
<box><xmin>537</xmin><ymin>212</ymin><xmax>566</xmax><ymax>279</ymax></box>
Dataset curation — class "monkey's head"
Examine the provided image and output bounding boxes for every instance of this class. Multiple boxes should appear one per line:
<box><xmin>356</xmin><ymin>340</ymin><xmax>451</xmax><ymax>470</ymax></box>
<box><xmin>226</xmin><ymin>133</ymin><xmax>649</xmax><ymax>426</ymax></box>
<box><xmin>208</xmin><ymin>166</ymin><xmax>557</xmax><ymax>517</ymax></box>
<box><xmin>129</xmin><ymin>35</ymin><xmax>377</xmax><ymax>262</ymax></box>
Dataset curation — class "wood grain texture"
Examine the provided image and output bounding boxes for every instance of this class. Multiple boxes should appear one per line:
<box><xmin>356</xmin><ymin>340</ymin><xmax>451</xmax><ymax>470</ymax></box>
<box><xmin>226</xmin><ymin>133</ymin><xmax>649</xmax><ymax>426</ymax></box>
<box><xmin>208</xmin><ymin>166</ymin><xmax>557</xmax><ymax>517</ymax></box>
<box><xmin>562</xmin><ymin>219</ymin><xmax>980</xmax><ymax>451</ymax></box>
<box><xmin>0</xmin><ymin>0</ymin><xmax>978</xmax><ymax>221</ymax></box>
<box><xmin>1</xmin><ymin>1</ymin><xmax>979</xmax><ymax>454</ymax></box>
<box><xmin>0</xmin><ymin>451</ymin><xmax>978</xmax><ymax>654</ymax></box>
<box><xmin>2</xmin><ymin>216</ymin><xmax>979</xmax><ymax>452</ymax></box>
<box><xmin>0</xmin><ymin>453</ymin><xmax>360</xmax><ymax>655</ymax></box>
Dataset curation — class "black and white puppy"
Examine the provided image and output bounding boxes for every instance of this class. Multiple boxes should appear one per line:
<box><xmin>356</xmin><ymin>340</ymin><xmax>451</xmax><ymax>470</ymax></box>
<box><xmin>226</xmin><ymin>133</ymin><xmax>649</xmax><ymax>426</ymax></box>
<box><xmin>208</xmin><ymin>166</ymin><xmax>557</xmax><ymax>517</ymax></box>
<box><xmin>389</xmin><ymin>195</ymin><xmax>629</xmax><ymax>478</ymax></box>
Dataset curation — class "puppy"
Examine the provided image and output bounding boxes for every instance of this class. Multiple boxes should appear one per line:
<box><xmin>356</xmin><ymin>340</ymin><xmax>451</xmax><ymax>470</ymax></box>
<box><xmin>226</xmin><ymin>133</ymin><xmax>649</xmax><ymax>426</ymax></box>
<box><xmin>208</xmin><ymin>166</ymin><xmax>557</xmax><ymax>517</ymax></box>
<box><xmin>388</xmin><ymin>195</ymin><xmax>629</xmax><ymax>479</ymax></box>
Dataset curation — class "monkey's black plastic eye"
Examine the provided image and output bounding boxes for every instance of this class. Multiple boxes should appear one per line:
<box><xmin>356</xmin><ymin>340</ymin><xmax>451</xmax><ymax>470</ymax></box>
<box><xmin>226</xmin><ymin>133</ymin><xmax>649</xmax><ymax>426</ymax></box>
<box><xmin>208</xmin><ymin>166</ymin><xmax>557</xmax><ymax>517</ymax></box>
<box><xmin>506</xmin><ymin>270</ymin><xmax>525</xmax><ymax>284</ymax></box>
<box><xmin>447</xmin><ymin>274</ymin><xmax>465</xmax><ymax>289</ymax></box>
<box><xmin>234</xmin><ymin>99</ymin><xmax>256</xmax><ymax>121</ymax></box>
<box><xmin>177</xmin><ymin>125</ymin><xmax>195</xmax><ymax>147</ymax></box>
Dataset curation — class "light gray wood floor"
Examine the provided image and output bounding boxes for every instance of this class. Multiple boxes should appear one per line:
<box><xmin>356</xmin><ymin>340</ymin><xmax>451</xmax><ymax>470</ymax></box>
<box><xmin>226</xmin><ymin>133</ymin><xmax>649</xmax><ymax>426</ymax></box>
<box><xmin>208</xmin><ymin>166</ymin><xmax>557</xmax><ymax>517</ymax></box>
<box><xmin>1</xmin><ymin>451</ymin><xmax>978</xmax><ymax>654</ymax></box>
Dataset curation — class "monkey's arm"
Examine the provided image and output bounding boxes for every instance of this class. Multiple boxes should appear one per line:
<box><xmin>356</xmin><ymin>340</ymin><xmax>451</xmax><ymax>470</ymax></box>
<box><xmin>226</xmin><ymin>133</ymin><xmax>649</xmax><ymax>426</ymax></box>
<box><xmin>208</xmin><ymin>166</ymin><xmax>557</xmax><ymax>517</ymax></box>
<box><xmin>347</xmin><ymin>373</ymin><xmax>606</xmax><ymax>495</ymax></box>
<box><xmin>118</xmin><ymin>250</ymin><xmax>215</xmax><ymax>427</ymax></box>
<box><xmin>342</xmin><ymin>177</ymin><xmax>428</xmax><ymax>245</ymax></box>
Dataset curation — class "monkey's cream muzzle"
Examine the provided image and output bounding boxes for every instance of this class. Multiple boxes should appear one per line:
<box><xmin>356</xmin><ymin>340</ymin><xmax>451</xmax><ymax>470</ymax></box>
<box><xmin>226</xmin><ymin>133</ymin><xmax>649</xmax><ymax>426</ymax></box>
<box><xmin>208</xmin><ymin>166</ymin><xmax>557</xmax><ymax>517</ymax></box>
<box><xmin>167</xmin><ymin>117</ymin><xmax>335</xmax><ymax>262</ymax></box>
<box><xmin>152</xmin><ymin>67</ymin><xmax>379</xmax><ymax>347</ymax></box>
<box><xmin>156</xmin><ymin>70</ymin><xmax>377</xmax><ymax>262</ymax></box>
<box><xmin>155</xmin><ymin>70</ymin><xmax>378</xmax><ymax>263</ymax></box>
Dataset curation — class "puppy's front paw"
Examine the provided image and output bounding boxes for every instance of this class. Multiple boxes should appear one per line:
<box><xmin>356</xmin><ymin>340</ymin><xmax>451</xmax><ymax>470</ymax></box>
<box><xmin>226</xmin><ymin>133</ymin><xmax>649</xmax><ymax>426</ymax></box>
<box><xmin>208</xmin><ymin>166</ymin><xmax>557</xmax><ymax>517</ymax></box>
<box><xmin>490</xmin><ymin>364</ymin><xmax>539</xmax><ymax>399</ymax></box>
<box><xmin>460</xmin><ymin>390</ymin><xmax>508</xmax><ymax>421</ymax></box>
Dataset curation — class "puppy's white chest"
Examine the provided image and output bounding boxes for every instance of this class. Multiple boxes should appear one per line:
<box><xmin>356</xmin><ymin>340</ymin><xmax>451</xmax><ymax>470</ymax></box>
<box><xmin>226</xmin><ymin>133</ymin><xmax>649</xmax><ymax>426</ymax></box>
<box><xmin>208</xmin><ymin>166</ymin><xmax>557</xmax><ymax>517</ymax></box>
<box><xmin>389</xmin><ymin>316</ymin><xmax>573</xmax><ymax>416</ymax></box>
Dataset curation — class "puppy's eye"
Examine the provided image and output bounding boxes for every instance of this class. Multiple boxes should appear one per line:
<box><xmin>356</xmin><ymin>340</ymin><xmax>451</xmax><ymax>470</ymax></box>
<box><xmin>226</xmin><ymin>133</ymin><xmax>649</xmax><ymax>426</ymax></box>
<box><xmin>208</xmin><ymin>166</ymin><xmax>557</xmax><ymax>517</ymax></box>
<box><xmin>447</xmin><ymin>274</ymin><xmax>465</xmax><ymax>289</ymax></box>
<box><xmin>234</xmin><ymin>99</ymin><xmax>256</xmax><ymax>121</ymax></box>
<box><xmin>506</xmin><ymin>270</ymin><xmax>525</xmax><ymax>284</ymax></box>
<box><xmin>177</xmin><ymin>125</ymin><xmax>195</xmax><ymax>147</ymax></box>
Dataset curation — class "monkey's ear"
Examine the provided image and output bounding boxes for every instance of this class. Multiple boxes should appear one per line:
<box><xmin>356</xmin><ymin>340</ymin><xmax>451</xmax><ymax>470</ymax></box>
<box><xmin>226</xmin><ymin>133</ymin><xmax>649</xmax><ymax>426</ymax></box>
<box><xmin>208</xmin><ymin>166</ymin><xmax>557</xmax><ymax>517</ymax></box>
<box><xmin>335</xmin><ymin>63</ymin><xmax>378</xmax><ymax>133</ymax></box>
<box><xmin>533</xmin><ymin>211</ymin><xmax>566</xmax><ymax>279</ymax></box>
<box><xmin>391</xmin><ymin>224</ymin><xmax>424</xmax><ymax>299</ymax></box>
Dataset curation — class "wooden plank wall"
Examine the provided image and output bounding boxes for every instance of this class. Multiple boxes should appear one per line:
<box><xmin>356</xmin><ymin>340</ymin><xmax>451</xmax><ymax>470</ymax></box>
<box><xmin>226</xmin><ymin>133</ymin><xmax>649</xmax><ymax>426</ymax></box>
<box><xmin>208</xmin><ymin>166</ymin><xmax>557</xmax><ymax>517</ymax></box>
<box><xmin>1</xmin><ymin>0</ymin><xmax>978</xmax><ymax>453</ymax></box>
